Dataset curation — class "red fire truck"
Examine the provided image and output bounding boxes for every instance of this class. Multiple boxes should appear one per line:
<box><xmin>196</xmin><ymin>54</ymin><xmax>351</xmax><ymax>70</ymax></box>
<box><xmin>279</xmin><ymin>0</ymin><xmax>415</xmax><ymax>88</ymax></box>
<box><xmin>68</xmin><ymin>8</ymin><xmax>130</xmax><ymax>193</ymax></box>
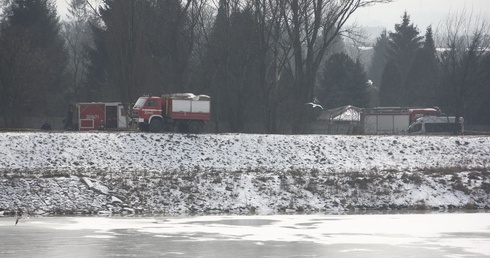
<box><xmin>132</xmin><ymin>93</ymin><xmax>211</xmax><ymax>133</ymax></box>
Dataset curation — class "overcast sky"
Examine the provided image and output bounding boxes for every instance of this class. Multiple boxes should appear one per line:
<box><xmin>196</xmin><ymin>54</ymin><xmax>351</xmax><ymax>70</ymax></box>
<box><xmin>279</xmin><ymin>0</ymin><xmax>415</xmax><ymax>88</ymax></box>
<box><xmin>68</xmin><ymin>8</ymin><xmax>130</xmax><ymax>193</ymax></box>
<box><xmin>351</xmin><ymin>0</ymin><xmax>490</xmax><ymax>30</ymax></box>
<box><xmin>56</xmin><ymin>0</ymin><xmax>489</xmax><ymax>32</ymax></box>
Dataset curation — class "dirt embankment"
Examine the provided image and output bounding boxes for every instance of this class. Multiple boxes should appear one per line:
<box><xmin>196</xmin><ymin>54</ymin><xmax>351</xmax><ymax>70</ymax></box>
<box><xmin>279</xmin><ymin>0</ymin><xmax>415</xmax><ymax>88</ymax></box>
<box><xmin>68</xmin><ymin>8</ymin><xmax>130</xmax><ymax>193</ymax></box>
<box><xmin>1</xmin><ymin>168</ymin><xmax>489</xmax><ymax>216</ymax></box>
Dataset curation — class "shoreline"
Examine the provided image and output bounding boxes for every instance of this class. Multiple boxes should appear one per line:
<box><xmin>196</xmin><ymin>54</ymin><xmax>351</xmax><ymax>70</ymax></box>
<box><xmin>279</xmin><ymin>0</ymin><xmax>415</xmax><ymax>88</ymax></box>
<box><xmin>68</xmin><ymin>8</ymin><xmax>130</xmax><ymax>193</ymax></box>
<box><xmin>2</xmin><ymin>168</ymin><xmax>489</xmax><ymax>216</ymax></box>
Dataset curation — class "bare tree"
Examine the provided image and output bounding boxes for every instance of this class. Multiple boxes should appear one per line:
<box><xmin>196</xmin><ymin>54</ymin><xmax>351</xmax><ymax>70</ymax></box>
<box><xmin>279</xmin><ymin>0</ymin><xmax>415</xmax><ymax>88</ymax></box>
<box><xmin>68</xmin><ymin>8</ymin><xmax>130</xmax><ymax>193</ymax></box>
<box><xmin>437</xmin><ymin>9</ymin><xmax>490</xmax><ymax>126</ymax></box>
<box><xmin>282</xmin><ymin>0</ymin><xmax>393</xmax><ymax>133</ymax></box>
<box><xmin>252</xmin><ymin>0</ymin><xmax>292</xmax><ymax>133</ymax></box>
<box><xmin>63</xmin><ymin>0</ymin><xmax>94</xmax><ymax>103</ymax></box>
<box><xmin>147</xmin><ymin>0</ymin><xmax>204</xmax><ymax>93</ymax></box>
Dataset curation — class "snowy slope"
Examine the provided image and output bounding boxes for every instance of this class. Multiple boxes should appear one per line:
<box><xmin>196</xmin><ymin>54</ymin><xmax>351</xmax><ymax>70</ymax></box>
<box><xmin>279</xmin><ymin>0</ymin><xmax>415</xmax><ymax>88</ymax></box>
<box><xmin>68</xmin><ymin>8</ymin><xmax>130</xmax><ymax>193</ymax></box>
<box><xmin>0</xmin><ymin>132</ymin><xmax>489</xmax><ymax>215</ymax></box>
<box><xmin>1</xmin><ymin>132</ymin><xmax>488</xmax><ymax>173</ymax></box>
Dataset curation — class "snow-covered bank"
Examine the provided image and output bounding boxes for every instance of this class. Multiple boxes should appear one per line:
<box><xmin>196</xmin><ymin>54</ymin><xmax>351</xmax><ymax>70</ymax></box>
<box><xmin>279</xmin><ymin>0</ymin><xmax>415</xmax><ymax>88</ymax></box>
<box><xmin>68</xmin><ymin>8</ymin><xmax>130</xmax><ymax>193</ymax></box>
<box><xmin>0</xmin><ymin>132</ymin><xmax>489</xmax><ymax>215</ymax></box>
<box><xmin>1</xmin><ymin>132</ymin><xmax>489</xmax><ymax>173</ymax></box>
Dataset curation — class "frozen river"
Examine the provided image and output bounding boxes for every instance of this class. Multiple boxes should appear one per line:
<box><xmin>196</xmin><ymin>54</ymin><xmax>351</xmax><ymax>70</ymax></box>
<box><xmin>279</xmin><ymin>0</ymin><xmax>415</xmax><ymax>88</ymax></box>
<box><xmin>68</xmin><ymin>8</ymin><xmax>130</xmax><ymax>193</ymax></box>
<box><xmin>1</xmin><ymin>212</ymin><xmax>489</xmax><ymax>257</ymax></box>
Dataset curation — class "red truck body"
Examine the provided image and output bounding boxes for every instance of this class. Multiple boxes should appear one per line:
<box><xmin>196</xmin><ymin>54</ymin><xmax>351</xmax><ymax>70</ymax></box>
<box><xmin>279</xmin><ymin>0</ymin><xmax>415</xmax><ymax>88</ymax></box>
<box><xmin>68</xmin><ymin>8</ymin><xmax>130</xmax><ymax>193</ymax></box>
<box><xmin>67</xmin><ymin>102</ymin><xmax>128</xmax><ymax>131</ymax></box>
<box><xmin>132</xmin><ymin>93</ymin><xmax>211</xmax><ymax>133</ymax></box>
<box><xmin>408</xmin><ymin>107</ymin><xmax>442</xmax><ymax>124</ymax></box>
<box><xmin>79</xmin><ymin>103</ymin><xmax>105</xmax><ymax>130</ymax></box>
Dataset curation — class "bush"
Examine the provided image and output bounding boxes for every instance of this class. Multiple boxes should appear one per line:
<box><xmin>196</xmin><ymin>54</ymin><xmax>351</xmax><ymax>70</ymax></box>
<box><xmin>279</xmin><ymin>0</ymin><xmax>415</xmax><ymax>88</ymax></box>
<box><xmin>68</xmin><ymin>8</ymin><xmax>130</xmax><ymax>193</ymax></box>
<box><xmin>414</xmin><ymin>200</ymin><xmax>428</xmax><ymax>210</ymax></box>
<box><xmin>453</xmin><ymin>180</ymin><xmax>470</xmax><ymax>194</ymax></box>
<box><xmin>401</xmin><ymin>172</ymin><xmax>423</xmax><ymax>185</ymax></box>
<box><xmin>304</xmin><ymin>181</ymin><xmax>317</xmax><ymax>193</ymax></box>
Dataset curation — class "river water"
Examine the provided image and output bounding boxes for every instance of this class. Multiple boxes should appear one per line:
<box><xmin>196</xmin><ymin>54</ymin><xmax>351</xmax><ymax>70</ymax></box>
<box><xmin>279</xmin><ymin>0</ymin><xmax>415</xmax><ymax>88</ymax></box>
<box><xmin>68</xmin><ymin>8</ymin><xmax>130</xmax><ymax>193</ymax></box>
<box><xmin>1</xmin><ymin>212</ymin><xmax>489</xmax><ymax>257</ymax></box>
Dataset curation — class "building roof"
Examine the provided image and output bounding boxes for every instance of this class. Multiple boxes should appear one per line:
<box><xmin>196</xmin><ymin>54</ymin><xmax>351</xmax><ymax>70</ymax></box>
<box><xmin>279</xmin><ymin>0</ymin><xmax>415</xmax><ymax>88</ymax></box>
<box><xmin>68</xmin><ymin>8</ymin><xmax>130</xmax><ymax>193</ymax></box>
<box><xmin>318</xmin><ymin>105</ymin><xmax>361</xmax><ymax>122</ymax></box>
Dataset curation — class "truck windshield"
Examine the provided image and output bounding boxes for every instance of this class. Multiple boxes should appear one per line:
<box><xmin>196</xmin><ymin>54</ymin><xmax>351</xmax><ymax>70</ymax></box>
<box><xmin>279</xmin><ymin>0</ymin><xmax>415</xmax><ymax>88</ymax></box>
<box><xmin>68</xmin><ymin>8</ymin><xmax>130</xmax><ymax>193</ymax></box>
<box><xmin>133</xmin><ymin>98</ymin><xmax>147</xmax><ymax>108</ymax></box>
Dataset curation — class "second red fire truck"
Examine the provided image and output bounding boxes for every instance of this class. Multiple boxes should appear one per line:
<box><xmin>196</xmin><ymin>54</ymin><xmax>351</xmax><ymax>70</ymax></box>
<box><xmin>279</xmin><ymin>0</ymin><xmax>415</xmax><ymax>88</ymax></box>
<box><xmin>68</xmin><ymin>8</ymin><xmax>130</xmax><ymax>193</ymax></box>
<box><xmin>132</xmin><ymin>93</ymin><xmax>211</xmax><ymax>133</ymax></box>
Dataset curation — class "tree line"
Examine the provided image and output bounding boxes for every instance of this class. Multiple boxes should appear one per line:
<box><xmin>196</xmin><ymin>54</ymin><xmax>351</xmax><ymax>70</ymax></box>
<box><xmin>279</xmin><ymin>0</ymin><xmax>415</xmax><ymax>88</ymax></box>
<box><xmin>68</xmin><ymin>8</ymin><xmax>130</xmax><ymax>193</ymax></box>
<box><xmin>0</xmin><ymin>0</ymin><xmax>488</xmax><ymax>132</ymax></box>
<box><xmin>370</xmin><ymin>11</ymin><xmax>490</xmax><ymax>125</ymax></box>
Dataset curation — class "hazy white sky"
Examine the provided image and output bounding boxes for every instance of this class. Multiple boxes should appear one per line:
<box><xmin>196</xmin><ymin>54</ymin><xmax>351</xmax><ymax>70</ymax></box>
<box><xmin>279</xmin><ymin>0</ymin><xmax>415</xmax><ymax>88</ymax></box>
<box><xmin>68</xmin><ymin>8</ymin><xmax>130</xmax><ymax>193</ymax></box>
<box><xmin>351</xmin><ymin>0</ymin><xmax>490</xmax><ymax>30</ymax></box>
<box><xmin>56</xmin><ymin>0</ymin><xmax>489</xmax><ymax>31</ymax></box>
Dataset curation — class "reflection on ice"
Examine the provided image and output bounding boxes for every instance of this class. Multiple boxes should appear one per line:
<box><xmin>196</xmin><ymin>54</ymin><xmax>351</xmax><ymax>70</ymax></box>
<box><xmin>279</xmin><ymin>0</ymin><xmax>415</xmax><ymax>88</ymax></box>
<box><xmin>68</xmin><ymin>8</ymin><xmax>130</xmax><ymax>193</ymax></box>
<box><xmin>84</xmin><ymin>235</ymin><xmax>115</xmax><ymax>239</ymax></box>
<box><xmin>52</xmin><ymin>213</ymin><xmax>490</xmax><ymax>255</ymax></box>
<box><xmin>339</xmin><ymin>248</ymin><xmax>372</xmax><ymax>253</ymax></box>
<box><xmin>1</xmin><ymin>213</ymin><xmax>489</xmax><ymax>258</ymax></box>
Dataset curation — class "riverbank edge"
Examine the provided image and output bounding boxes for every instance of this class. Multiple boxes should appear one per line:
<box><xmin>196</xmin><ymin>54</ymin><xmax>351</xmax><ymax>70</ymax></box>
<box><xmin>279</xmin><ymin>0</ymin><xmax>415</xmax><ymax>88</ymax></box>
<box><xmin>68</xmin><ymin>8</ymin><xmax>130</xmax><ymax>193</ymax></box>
<box><xmin>1</xmin><ymin>168</ymin><xmax>489</xmax><ymax>216</ymax></box>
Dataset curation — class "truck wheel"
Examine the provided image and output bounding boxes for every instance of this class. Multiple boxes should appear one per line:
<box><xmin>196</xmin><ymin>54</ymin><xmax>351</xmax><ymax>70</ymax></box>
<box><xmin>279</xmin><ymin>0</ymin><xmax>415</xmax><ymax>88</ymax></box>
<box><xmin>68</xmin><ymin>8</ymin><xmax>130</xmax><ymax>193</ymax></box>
<box><xmin>178</xmin><ymin>122</ymin><xmax>189</xmax><ymax>133</ymax></box>
<box><xmin>149</xmin><ymin>119</ymin><xmax>163</xmax><ymax>133</ymax></box>
<box><xmin>188</xmin><ymin>121</ymin><xmax>202</xmax><ymax>134</ymax></box>
<box><xmin>139</xmin><ymin>123</ymin><xmax>149</xmax><ymax>132</ymax></box>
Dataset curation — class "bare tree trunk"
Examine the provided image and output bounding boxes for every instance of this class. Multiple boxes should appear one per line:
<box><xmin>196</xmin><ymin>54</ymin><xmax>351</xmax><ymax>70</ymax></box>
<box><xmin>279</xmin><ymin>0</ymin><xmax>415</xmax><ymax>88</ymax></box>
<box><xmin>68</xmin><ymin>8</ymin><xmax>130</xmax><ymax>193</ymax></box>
<box><xmin>438</xmin><ymin>10</ymin><xmax>490</xmax><ymax>126</ymax></box>
<box><xmin>283</xmin><ymin>0</ymin><xmax>393</xmax><ymax>133</ymax></box>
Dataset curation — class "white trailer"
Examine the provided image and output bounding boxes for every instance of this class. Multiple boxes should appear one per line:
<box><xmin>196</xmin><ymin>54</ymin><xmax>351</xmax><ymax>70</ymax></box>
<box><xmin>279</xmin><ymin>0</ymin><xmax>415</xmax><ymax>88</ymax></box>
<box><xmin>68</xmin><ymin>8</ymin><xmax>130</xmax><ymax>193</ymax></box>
<box><xmin>361</xmin><ymin>108</ymin><xmax>410</xmax><ymax>134</ymax></box>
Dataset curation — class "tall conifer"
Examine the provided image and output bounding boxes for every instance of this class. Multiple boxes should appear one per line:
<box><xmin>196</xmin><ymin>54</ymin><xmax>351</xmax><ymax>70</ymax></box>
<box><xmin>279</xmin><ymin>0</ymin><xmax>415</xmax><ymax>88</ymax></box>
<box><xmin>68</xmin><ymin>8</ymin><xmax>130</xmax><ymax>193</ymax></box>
<box><xmin>405</xmin><ymin>26</ymin><xmax>439</xmax><ymax>107</ymax></box>
<box><xmin>379</xmin><ymin>12</ymin><xmax>423</xmax><ymax>106</ymax></box>
<box><xmin>0</xmin><ymin>0</ymin><xmax>67</xmax><ymax>127</ymax></box>
<box><xmin>318</xmin><ymin>53</ymin><xmax>368</xmax><ymax>109</ymax></box>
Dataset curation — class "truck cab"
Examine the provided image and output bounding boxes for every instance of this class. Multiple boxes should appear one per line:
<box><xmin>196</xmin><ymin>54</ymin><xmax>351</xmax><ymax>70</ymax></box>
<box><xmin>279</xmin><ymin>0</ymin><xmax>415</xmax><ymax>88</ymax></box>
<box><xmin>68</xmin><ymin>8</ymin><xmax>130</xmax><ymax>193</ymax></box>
<box><xmin>132</xmin><ymin>96</ymin><xmax>164</xmax><ymax>130</ymax></box>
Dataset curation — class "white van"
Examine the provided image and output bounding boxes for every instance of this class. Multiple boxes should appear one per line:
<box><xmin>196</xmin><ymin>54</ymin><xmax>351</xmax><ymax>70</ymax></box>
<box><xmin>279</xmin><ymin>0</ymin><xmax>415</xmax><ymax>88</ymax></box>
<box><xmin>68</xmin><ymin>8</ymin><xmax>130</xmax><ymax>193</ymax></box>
<box><xmin>407</xmin><ymin>116</ymin><xmax>464</xmax><ymax>135</ymax></box>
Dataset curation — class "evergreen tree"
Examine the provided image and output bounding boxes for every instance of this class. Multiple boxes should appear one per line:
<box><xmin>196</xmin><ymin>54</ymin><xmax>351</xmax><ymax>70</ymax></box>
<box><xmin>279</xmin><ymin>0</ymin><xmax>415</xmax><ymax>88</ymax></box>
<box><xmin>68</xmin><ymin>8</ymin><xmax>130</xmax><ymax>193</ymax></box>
<box><xmin>148</xmin><ymin>0</ymin><xmax>196</xmax><ymax>93</ymax></box>
<box><xmin>86</xmin><ymin>0</ymin><xmax>200</xmax><ymax>104</ymax></box>
<box><xmin>368</xmin><ymin>30</ymin><xmax>389</xmax><ymax>89</ymax></box>
<box><xmin>472</xmin><ymin>53</ymin><xmax>490</xmax><ymax>124</ymax></box>
<box><xmin>379</xmin><ymin>59</ymin><xmax>401</xmax><ymax>106</ymax></box>
<box><xmin>205</xmin><ymin>3</ymin><xmax>261</xmax><ymax>132</ymax></box>
<box><xmin>388</xmin><ymin>12</ymin><xmax>423</xmax><ymax>77</ymax></box>
<box><xmin>86</xmin><ymin>0</ymin><xmax>154</xmax><ymax>103</ymax></box>
<box><xmin>367</xmin><ymin>30</ymin><xmax>389</xmax><ymax>107</ymax></box>
<box><xmin>405</xmin><ymin>26</ymin><xmax>439</xmax><ymax>107</ymax></box>
<box><xmin>0</xmin><ymin>0</ymin><xmax>67</xmax><ymax>127</ymax></box>
<box><xmin>380</xmin><ymin>12</ymin><xmax>423</xmax><ymax>106</ymax></box>
<box><xmin>318</xmin><ymin>53</ymin><xmax>368</xmax><ymax>109</ymax></box>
